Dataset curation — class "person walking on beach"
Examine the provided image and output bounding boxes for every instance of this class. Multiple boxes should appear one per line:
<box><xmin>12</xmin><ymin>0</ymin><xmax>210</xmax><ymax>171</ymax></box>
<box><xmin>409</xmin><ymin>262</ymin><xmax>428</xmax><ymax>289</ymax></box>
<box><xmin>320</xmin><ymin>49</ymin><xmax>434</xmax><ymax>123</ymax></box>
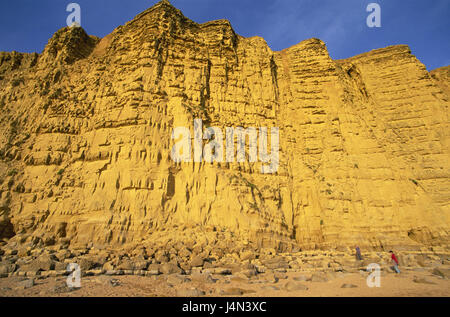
<box><xmin>389</xmin><ymin>250</ymin><xmax>401</xmax><ymax>273</ymax></box>
<box><xmin>355</xmin><ymin>246</ymin><xmax>363</xmax><ymax>261</ymax></box>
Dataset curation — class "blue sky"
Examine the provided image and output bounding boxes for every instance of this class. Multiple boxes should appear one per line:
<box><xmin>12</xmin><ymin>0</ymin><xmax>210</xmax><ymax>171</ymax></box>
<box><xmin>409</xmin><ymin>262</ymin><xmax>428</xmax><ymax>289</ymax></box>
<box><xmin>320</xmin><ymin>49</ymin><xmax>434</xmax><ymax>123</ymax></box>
<box><xmin>0</xmin><ymin>0</ymin><xmax>448</xmax><ymax>70</ymax></box>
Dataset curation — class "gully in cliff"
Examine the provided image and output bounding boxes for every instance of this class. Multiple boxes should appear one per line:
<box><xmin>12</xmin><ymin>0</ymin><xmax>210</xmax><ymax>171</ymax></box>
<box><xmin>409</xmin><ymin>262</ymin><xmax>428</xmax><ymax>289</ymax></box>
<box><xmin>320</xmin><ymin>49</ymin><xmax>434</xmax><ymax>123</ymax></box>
<box><xmin>171</xmin><ymin>119</ymin><xmax>279</xmax><ymax>174</ymax></box>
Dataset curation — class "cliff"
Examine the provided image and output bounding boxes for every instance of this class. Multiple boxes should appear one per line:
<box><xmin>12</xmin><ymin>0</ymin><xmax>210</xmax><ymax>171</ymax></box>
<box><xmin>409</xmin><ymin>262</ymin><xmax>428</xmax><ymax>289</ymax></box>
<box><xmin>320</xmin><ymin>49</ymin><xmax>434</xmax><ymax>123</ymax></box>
<box><xmin>0</xmin><ymin>0</ymin><xmax>449</xmax><ymax>258</ymax></box>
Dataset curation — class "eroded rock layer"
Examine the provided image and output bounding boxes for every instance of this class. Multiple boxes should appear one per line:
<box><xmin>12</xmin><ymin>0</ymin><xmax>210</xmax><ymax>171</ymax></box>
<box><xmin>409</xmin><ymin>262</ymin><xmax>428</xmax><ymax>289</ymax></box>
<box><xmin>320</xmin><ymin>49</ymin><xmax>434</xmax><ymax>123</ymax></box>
<box><xmin>0</xmin><ymin>1</ymin><xmax>449</xmax><ymax>253</ymax></box>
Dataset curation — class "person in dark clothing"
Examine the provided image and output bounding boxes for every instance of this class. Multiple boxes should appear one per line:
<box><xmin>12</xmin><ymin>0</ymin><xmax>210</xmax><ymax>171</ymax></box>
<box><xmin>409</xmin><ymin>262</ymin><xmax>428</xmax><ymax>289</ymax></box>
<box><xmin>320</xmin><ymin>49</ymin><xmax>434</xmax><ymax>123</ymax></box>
<box><xmin>355</xmin><ymin>246</ymin><xmax>363</xmax><ymax>261</ymax></box>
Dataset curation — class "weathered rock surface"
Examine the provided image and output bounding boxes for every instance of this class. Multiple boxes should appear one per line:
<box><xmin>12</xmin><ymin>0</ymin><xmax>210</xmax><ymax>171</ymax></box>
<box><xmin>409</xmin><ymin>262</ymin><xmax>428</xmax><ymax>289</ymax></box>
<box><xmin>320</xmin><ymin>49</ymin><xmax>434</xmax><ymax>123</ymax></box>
<box><xmin>0</xmin><ymin>0</ymin><xmax>449</xmax><ymax>258</ymax></box>
<box><xmin>284</xmin><ymin>281</ymin><xmax>308</xmax><ymax>291</ymax></box>
<box><xmin>431</xmin><ymin>66</ymin><xmax>450</xmax><ymax>97</ymax></box>
<box><xmin>341</xmin><ymin>283</ymin><xmax>358</xmax><ymax>289</ymax></box>
<box><xmin>176</xmin><ymin>288</ymin><xmax>205</xmax><ymax>297</ymax></box>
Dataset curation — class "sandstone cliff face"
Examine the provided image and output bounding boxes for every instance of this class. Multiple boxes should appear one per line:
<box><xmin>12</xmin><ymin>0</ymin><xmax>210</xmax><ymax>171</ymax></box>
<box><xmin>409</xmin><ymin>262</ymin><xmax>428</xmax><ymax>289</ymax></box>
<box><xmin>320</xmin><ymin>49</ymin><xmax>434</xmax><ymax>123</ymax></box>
<box><xmin>0</xmin><ymin>0</ymin><xmax>449</xmax><ymax>253</ymax></box>
<box><xmin>431</xmin><ymin>66</ymin><xmax>450</xmax><ymax>98</ymax></box>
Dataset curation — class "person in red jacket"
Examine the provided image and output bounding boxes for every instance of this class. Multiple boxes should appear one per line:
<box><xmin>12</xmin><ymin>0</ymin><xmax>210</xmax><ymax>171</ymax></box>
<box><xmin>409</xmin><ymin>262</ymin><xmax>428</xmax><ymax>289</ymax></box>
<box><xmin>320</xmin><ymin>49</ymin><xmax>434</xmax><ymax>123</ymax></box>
<box><xmin>389</xmin><ymin>251</ymin><xmax>401</xmax><ymax>273</ymax></box>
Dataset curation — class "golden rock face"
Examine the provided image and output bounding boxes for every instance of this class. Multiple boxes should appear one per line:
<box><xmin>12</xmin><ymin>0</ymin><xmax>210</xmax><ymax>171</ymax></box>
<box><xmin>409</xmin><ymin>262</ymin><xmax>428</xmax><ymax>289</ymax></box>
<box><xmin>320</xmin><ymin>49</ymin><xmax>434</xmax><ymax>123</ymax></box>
<box><xmin>0</xmin><ymin>1</ymin><xmax>449</xmax><ymax>252</ymax></box>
